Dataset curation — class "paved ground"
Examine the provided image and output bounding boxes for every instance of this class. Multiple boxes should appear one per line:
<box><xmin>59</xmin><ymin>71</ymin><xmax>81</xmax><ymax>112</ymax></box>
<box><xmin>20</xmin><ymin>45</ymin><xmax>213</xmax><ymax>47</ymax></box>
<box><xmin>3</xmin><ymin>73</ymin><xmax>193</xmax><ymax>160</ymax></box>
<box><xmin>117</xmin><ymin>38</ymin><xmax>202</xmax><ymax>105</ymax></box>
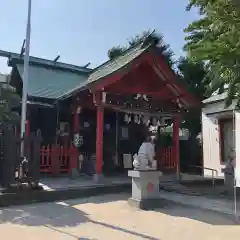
<box><xmin>0</xmin><ymin>193</ymin><xmax>239</xmax><ymax>240</ymax></box>
<box><xmin>159</xmin><ymin>190</ymin><xmax>240</xmax><ymax>217</ymax></box>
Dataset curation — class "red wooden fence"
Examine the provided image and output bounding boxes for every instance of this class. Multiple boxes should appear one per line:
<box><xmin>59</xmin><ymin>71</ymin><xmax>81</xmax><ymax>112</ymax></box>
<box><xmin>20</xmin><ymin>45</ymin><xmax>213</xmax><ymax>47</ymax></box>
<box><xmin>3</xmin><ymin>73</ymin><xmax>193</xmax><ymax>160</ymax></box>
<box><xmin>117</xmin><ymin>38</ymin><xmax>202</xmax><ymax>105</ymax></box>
<box><xmin>39</xmin><ymin>145</ymin><xmax>175</xmax><ymax>174</ymax></box>
<box><xmin>156</xmin><ymin>147</ymin><xmax>176</xmax><ymax>169</ymax></box>
<box><xmin>40</xmin><ymin>145</ymin><xmax>78</xmax><ymax>174</ymax></box>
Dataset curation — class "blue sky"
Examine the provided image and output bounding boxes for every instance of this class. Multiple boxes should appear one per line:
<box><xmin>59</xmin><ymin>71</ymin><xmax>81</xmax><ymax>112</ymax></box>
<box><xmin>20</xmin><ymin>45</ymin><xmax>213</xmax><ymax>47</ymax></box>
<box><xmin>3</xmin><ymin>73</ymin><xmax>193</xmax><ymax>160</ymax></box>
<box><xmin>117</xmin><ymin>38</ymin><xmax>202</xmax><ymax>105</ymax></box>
<box><xmin>0</xmin><ymin>0</ymin><xmax>198</xmax><ymax>73</ymax></box>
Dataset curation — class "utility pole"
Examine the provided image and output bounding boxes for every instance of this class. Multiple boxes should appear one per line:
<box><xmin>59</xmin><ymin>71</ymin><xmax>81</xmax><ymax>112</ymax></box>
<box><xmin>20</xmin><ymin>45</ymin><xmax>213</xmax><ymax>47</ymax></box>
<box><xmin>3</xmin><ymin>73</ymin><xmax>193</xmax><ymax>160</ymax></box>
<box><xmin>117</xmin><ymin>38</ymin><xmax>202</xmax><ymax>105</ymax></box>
<box><xmin>20</xmin><ymin>0</ymin><xmax>32</xmax><ymax>156</ymax></box>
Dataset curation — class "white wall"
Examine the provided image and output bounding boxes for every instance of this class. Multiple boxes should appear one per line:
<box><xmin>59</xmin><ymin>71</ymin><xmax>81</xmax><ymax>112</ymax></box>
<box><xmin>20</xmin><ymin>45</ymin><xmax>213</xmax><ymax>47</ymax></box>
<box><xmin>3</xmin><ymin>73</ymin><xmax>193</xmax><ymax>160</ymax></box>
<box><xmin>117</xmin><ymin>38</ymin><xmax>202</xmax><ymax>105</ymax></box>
<box><xmin>0</xmin><ymin>73</ymin><xmax>7</xmax><ymax>83</ymax></box>
<box><xmin>202</xmin><ymin>113</ymin><xmax>225</xmax><ymax>178</ymax></box>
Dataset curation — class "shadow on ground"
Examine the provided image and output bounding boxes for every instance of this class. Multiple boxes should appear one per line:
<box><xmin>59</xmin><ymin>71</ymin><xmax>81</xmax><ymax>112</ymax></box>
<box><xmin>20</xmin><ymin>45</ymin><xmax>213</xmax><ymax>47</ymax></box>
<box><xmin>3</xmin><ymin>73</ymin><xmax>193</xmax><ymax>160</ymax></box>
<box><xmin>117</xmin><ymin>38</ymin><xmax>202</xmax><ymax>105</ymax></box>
<box><xmin>0</xmin><ymin>193</ymin><xmax>237</xmax><ymax>240</ymax></box>
<box><xmin>0</xmin><ymin>193</ymin><xmax>159</xmax><ymax>240</ymax></box>
<box><xmin>154</xmin><ymin>201</ymin><xmax>238</xmax><ymax>225</ymax></box>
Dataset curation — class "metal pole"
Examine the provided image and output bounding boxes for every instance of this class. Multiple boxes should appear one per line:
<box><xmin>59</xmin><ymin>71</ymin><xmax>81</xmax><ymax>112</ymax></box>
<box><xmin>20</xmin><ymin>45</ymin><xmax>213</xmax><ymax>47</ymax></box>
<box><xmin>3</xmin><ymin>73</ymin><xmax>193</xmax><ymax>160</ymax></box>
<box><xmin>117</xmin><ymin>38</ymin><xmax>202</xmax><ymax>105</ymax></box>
<box><xmin>233</xmin><ymin>109</ymin><xmax>239</xmax><ymax>221</ymax></box>
<box><xmin>20</xmin><ymin>0</ymin><xmax>32</xmax><ymax>156</ymax></box>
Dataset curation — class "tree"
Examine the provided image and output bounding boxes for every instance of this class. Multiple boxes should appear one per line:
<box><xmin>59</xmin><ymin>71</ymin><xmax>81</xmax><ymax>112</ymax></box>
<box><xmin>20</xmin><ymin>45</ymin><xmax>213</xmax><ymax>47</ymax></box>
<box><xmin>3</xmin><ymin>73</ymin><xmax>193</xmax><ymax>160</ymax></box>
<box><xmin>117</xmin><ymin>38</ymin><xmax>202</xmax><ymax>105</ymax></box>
<box><xmin>184</xmin><ymin>0</ymin><xmax>240</xmax><ymax>106</ymax></box>
<box><xmin>175</xmin><ymin>57</ymin><xmax>210</xmax><ymax>169</ymax></box>
<box><xmin>0</xmin><ymin>82</ymin><xmax>21</xmax><ymax>124</ymax></box>
<box><xmin>107</xmin><ymin>46</ymin><xmax>126</xmax><ymax>60</ymax></box>
<box><xmin>177</xmin><ymin>57</ymin><xmax>210</xmax><ymax>100</ymax></box>
<box><xmin>107</xmin><ymin>30</ymin><xmax>174</xmax><ymax>66</ymax></box>
<box><xmin>177</xmin><ymin>57</ymin><xmax>210</xmax><ymax>136</ymax></box>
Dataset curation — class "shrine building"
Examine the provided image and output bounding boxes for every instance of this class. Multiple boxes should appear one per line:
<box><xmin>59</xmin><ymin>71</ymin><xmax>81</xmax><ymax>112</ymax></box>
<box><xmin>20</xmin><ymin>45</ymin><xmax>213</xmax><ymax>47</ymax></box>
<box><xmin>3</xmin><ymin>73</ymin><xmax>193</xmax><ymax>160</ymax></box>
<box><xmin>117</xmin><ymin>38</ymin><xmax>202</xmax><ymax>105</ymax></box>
<box><xmin>7</xmin><ymin>39</ymin><xmax>199</xmax><ymax>177</ymax></box>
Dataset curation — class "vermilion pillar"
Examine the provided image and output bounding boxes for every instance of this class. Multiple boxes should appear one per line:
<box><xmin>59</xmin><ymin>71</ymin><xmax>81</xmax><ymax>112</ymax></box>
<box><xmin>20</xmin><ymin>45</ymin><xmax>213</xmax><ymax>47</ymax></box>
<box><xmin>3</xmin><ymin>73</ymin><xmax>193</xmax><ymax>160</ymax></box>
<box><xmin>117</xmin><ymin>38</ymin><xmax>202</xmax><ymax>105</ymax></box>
<box><xmin>173</xmin><ymin>115</ymin><xmax>180</xmax><ymax>178</ymax></box>
<box><xmin>94</xmin><ymin>92</ymin><xmax>104</xmax><ymax>177</ymax></box>
<box><xmin>96</xmin><ymin>105</ymin><xmax>104</xmax><ymax>175</ymax></box>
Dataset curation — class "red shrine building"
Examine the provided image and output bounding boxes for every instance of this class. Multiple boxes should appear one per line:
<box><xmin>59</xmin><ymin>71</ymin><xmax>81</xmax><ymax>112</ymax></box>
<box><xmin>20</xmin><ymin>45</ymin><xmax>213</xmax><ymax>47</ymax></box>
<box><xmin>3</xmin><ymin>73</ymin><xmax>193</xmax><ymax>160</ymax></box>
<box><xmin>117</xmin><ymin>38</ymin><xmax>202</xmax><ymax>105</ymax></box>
<box><xmin>7</xmin><ymin>39</ymin><xmax>199</xmax><ymax>177</ymax></box>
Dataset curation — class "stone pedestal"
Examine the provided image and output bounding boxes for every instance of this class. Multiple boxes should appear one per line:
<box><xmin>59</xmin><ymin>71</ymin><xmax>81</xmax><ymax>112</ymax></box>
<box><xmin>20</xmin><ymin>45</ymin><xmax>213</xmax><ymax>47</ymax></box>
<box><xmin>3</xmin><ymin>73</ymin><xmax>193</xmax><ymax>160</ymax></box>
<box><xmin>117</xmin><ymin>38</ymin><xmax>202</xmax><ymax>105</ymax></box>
<box><xmin>128</xmin><ymin>170</ymin><xmax>163</xmax><ymax>210</ymax></box>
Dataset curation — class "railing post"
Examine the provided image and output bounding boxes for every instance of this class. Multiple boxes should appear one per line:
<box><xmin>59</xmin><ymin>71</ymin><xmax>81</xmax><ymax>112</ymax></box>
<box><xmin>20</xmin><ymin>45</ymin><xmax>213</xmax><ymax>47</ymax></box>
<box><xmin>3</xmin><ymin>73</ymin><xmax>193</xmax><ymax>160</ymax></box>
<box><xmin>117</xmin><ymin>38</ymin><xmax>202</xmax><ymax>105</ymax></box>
<box><xmin>69</xmin><ymin>144</ymin><xmax>78</xmax><ymax>177</ymax></box>
<box><xmin>212</xmin><ymin>170</ymin><xmax>215</xmax><ymax>188</ymax></box>
<box><xmin>52</xmin><ymin>145</ymin><xmax>60</xmax><ymax>176</ymax></box>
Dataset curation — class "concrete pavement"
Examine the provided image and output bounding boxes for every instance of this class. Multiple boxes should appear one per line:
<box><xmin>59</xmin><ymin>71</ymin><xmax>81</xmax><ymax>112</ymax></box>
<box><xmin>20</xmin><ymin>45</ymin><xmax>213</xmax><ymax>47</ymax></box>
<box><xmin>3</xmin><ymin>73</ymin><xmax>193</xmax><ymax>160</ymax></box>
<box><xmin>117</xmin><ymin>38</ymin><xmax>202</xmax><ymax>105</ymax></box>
<box><xmin>0</xmin><ymin>193</ymin><xmax>240</xmax><ymax>239</ymax></box>
<box><xmin>159</xmin><ymin>190</ymin><xmax>240</xmax><ymax>218</ymax></box>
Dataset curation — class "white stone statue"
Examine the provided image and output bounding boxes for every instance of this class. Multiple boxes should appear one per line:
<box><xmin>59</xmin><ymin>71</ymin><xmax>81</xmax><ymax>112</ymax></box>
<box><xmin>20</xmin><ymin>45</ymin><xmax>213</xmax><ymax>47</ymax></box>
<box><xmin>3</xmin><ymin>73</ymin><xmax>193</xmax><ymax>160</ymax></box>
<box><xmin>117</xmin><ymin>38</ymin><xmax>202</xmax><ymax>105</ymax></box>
<box><xmin>133</xmin><ymin>135</ymin><xmax>156</xmax><ymax>170</ymax></box>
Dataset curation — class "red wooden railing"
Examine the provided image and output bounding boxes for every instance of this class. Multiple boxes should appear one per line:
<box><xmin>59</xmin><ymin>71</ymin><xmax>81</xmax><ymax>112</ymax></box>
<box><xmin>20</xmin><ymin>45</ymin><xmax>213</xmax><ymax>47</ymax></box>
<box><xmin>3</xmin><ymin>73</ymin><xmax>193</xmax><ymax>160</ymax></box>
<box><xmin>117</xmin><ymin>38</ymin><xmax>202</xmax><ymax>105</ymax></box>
<box><xmin>40</xmin><ymin>145</ymin><xmax>78</xmax><ymax>174</ymax></box>
<box><xmin>39</xmin><ymin>145</ymin><xmax>176</xmax><ymax>174</ymax></box>
<box><xmin>156</xmin><ymin>146</ymin><xmax>176</xmax><ymax>169</ymax></box>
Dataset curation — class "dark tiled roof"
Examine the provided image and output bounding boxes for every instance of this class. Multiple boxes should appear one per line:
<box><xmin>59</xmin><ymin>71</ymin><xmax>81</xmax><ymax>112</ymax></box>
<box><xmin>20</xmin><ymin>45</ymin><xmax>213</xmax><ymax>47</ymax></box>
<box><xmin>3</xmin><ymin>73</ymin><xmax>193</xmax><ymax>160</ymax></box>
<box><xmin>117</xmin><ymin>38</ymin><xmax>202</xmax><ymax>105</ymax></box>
<box><xmin>16</xmin><ymin>64</ymin><xmax>89</xmax><ymax>99</ymax></box>
<box><xmin>8</xmin><ymin>52</ymin><xmax>92</xmax><ymax>73</ymax></box>
<box><xmin>57</xmin><ymin>43</ymin><xmax>152</xmax><ymax>99</ymax></box>
<box><xmin>87</xmin><ymin>43</ymin><xmax>151</xmax><ymax>84</ymax></box>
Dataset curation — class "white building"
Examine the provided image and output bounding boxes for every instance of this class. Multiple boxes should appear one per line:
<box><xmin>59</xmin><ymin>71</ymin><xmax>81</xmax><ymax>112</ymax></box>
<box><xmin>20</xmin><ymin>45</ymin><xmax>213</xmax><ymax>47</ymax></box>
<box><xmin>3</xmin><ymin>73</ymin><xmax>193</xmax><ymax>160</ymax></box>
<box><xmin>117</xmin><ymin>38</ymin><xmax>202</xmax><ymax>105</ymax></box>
<box><xmin>0</xmin><ymin>73</ymin><xmax>8</xmax><ymax>83</ymax></box>
<box><xmin>202</xmin><ymin>92</ymin><xmax>240</xmax><ymax>186</ymax></box>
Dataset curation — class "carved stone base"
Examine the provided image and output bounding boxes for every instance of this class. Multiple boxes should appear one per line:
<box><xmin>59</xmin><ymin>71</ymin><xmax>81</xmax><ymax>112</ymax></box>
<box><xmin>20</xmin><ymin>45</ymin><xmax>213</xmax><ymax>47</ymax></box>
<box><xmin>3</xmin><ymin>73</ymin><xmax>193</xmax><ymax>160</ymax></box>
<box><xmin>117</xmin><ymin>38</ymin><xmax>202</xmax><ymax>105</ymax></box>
<box><xmin>128</xmin><ymin>170</ymin><xmax>162</xmax><ymax>210</ymax></box>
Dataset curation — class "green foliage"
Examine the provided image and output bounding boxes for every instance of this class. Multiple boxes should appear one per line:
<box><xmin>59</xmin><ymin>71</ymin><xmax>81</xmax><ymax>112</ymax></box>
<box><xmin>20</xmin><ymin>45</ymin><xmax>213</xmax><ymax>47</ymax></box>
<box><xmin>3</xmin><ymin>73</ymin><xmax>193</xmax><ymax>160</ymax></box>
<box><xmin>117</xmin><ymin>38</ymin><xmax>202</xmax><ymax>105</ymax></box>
<box><xmin>184</xmin><ymin>0</ymin><xmax>240</xmax><ymax>106</ymax></box>
<box><xmin>107</xmin><ymin>46</ymin><xmax>126</xmax><ymax>60</ymax></box>
<box><xmin>107</xmin><ymin>30</ymin><xmax>174</xmax><ymax>66</ymax></box>
<box><xmin>156</xmin><ymin>131</ymin><xmax>172</xmax><ymax>148</ymax></box>
<box><xmin>0</xmin><ymin>83</ymin><xmax>21</xmax><ymax>123</ymax></box>
<box><xmin>177</xmin><ymin>57</ymin><xmax>210</xmax><ymax>100</ymax></box>
<box><xmin>177</xmin><ymin>57</ymin><xmax>209</xmax><ymax>135</ymax></box>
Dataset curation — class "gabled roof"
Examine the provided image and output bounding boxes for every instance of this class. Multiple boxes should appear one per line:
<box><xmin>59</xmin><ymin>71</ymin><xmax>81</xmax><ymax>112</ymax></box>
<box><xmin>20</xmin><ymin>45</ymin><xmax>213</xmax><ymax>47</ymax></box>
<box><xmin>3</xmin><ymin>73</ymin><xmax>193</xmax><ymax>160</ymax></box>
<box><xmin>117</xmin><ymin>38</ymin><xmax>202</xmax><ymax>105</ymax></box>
<box><xmin>87</xmin><ymin>43</ymin><xmax>151</xmax><ymax>84</ymax></box>
<box><xmin>57</xmin><ymin>42</ymin><xmax>153</xmax><ymax>100</ymax></box>
<box><xmin>8</xmin><ymin>54</ymin><xmax>92</xmax><ymax>100</ymax></box>
<box><xmin>6</xmin><ymin>43</ymin><xmax>198</xmax><ymax>107</ymax></box>
<box><xmin>58</xmin><ymin>42</ymin><xmax>199</xmax><ymax>108</ymax></box>
<box><xmin>15</xmin><ymin>64</ymin><xmax>89</xmax><ymax>99</ymax></box>
<box><xmin>202</xmin><ymin>92</ymin><xmax>227</xmax><ymax>104</ymax></box>
<box><xmin>8</xmin><ymin>51</ymin><xmax>92</xmax><ymax>73</ymax></box>
<box><xmin>202</xmin><ymin>85</ymin><xmax>229</xmax><ymax>104</ymax></box>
